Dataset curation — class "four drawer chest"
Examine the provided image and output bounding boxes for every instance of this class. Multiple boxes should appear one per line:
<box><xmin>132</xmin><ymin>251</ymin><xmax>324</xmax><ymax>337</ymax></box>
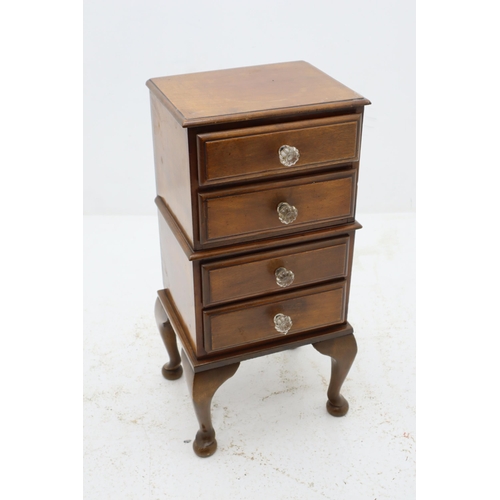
<box><xmin>146</xmin><ymin>61</ymin><xmax>370</xmax><ymax>457</ymax></box>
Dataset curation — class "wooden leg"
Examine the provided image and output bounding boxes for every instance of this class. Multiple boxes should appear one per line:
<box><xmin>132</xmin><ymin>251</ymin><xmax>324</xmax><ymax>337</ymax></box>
<box><xmin>312</xmin><ymin>333</ymin><xmax>357</xmax><ymax>417</ymax></box>
<box><xmin>181</xmin><ymin>350</ymin><xmax>239</xmax><ymax>458</ymax></box>
<box><xmin>155</xmin><ymin>297</ymin><xmax>183</xmax><ymax>380</ymax></box>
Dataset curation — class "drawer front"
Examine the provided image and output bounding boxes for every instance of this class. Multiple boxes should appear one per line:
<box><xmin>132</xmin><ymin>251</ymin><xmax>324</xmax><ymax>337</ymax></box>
<box><xmin>202</xmin><ymin>236</ymin><xmax>351</xmax><ymax>306</ymax></box>
<box><xmin>197</xmin><ymin>115</ymin><xmax>361</xmax><ymax>186</ymax></box>
<box><xmin>199</xmin><ymin>170</ymin><xmax>357</xmax><ymax>246</ymax></box>
<box><xmin>204</xmin><ymin>282</ymin><xmax>347</xmax><ymax>352</ymax></box>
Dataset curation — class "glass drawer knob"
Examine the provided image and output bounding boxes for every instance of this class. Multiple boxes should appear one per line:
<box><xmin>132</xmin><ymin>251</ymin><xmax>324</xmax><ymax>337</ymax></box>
<box><xmin>274</xmin><ymin>314</ymin><xmax>293</xmax><ymax>334</ymax></box>
<box><xmin>277</xmin><ymin>202</ymin><xmax>298</xmax><ymax>225</ymax></box>
<box><xmin>275</xmin><ymin>267</ymin><xmax>295</xmax><ymax>288</ymax></box>
<box><xmin>279</xmin><ymin>145</ymin><xmax>300</xmax><ymax>167</ymax></box>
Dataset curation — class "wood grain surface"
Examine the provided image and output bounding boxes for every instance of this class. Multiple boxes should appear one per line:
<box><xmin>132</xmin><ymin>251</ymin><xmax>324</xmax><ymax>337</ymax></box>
<box><xmin>146</xmin><ymin>61</ymin><xmax>370</xmax><ymax>127</ymax></box>
<box><xmin>202</xmin><ymin>236</ymin><xmax>351</xmax><ymax>306</ymax></box>
<box><xmin>204</xmin><ymin>281</ymin><xmax>346</xmax><ymax>352</ymax></box>
<box><xmin>197</xmin><ymin>114</ymin><xmax>360</xmax><ymax>185</ymax></box>
<box><xmin>199</xmin><ymin>170</ymin><xmax>357</xmax><ymax>246</ymax></box>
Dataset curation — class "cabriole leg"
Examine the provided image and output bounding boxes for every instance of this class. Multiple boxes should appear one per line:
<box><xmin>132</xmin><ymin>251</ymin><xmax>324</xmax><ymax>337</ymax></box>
<box><xmin>154</xmin><ymin>297</ymin><xmax>183</xmax><ymax>380</ymax></box>
<box><xmin>182</xmin><ymin>350</ymin><xmax>239</xmax><ymax>458</ymax></box>
<box><xmin>313</xmin><ymin>333</ymin><xmax>357</xmax><ymax>417</ymax></box>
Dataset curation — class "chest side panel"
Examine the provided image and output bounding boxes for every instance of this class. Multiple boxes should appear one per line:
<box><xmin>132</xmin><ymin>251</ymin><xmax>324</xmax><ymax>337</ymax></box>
<box><xmin>150</xmin><ymin>93</ymin><xmax>194</xmax><ymax>245</ymax></box>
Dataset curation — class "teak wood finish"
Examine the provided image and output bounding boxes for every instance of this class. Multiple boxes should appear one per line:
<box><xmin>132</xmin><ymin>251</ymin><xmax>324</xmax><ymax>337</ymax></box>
<box><xmin>199</xmin><ymin>170</ymin><xmax>357</xmax><ymax>246</ymax></box>
<box><xmin>201</xmin><ymin>235</ymin><xmax>351</xmax><ymax>306</ymax></box>
<box><xmin>197</xmin><ymin>114</ymin><xmax>361</xmax><ymax>186</ymax></box>
<box><xmin>204</xmin><ymin>281</ymin><xmax>347</xmax><ymax>353</ymax></box>
<box><xmin>147</xmin><ymin>61</ymin><xmax>370</xmax><ymax>457</ymax></box>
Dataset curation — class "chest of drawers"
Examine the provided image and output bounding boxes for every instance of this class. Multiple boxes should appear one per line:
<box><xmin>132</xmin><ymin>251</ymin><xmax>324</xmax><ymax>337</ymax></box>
<box><xmin>147</xmin><ymin>61</ymin><xmax>370</xmax><ymax>457</ymax></box>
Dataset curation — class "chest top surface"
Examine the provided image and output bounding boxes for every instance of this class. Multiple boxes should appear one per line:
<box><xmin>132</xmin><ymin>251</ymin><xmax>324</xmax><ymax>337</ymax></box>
<box><xmin>146</xmin><ymin>61</ymin><xmax>370</xmax><ymax>127</ymax></box>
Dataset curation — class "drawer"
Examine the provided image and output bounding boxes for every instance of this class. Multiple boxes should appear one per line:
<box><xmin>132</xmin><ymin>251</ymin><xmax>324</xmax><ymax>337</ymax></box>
<box><xmin>203</xmin><ymin>281</ymin><xmax>347</xmax><ymax>352</ymax></box>
<box><xmin>202</xmin><ymin>236</ymin><xmax>351</xmax><ymax>306</ymax></box>
<box><xmin>197</xmin><ymin>114</ymin><xmax>361</xmax><ymax>186</ymax></box>
<box><xmin>199</xmin><ymin>170</ymin><xmax>357</xmax><ymax>247</ymax></box>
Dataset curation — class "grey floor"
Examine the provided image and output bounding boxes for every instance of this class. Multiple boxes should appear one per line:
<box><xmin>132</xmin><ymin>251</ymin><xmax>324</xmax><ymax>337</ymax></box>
<box><xmin>83</xmin><ymin>212</ymin><xmax>415</xmax><ymax>499</ymax></box>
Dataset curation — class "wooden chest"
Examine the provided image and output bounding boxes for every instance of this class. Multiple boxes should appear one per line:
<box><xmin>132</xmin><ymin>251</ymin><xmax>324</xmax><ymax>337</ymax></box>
<box><xmin>147</xmin><ymin>61</ymin><xmax>370</xmax><ymax>457</ymax></box>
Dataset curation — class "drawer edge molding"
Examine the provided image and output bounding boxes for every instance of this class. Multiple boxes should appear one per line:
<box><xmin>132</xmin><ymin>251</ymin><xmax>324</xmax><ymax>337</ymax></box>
<box><xmin>201</xmin><ymin>235</ymin><xmax>351</xmax><ymax>307</ymax></box>
<box><xmin>197</xmin><ymin>114</ymin><xmax>362</xmax><ymax>186</ymax></box>
<box><xmin>199</xmin><ymin>169</ymin><xmax>358</xmax><ymax>247</ymax></box>
<box><xmin>203</xmin><ymin>281</ymin><xmax>347</xmax><ymax>353</ymax></box>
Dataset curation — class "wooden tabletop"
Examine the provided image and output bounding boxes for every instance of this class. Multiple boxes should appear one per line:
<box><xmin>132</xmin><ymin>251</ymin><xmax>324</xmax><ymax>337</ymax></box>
<box><xmin>146</xmin><ymin>61</ymin><xmax>370</xmax><ymax>127</ymax></box>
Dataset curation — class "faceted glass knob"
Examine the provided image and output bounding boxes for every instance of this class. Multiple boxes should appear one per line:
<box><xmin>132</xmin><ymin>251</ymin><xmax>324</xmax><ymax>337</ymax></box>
<box><xmin>275</xmin><ymin>267</ymin><xmax>295</xmax><ymax>288</ymax></box>
<box><xmin>274</xmin><ymin>313</ymin><xmax>293</xmax><ymax>334</ymax></box>
<box><xmin>277</xmin><ymin>202</ymin><xmax>298</xmax><ymax>225</ymax></box>
<box><xmin>279</xmin><ymin>145</ymin><xmax>300</xmax><ymax>167</ymax></box>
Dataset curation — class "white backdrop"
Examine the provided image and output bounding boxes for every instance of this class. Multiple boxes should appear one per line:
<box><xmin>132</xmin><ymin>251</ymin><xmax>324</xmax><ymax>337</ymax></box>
<box><xmin>84</xmin><ymin>0</ymin><xmax>415</xmax><ymax>215</ymax></box>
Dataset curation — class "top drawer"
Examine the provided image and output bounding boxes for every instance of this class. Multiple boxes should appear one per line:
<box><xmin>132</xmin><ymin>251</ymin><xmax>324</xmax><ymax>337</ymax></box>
<box><xmin>197</xmin><ymin>114</ymin><xmax>361</xmax><ymax>186</ymax></box>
